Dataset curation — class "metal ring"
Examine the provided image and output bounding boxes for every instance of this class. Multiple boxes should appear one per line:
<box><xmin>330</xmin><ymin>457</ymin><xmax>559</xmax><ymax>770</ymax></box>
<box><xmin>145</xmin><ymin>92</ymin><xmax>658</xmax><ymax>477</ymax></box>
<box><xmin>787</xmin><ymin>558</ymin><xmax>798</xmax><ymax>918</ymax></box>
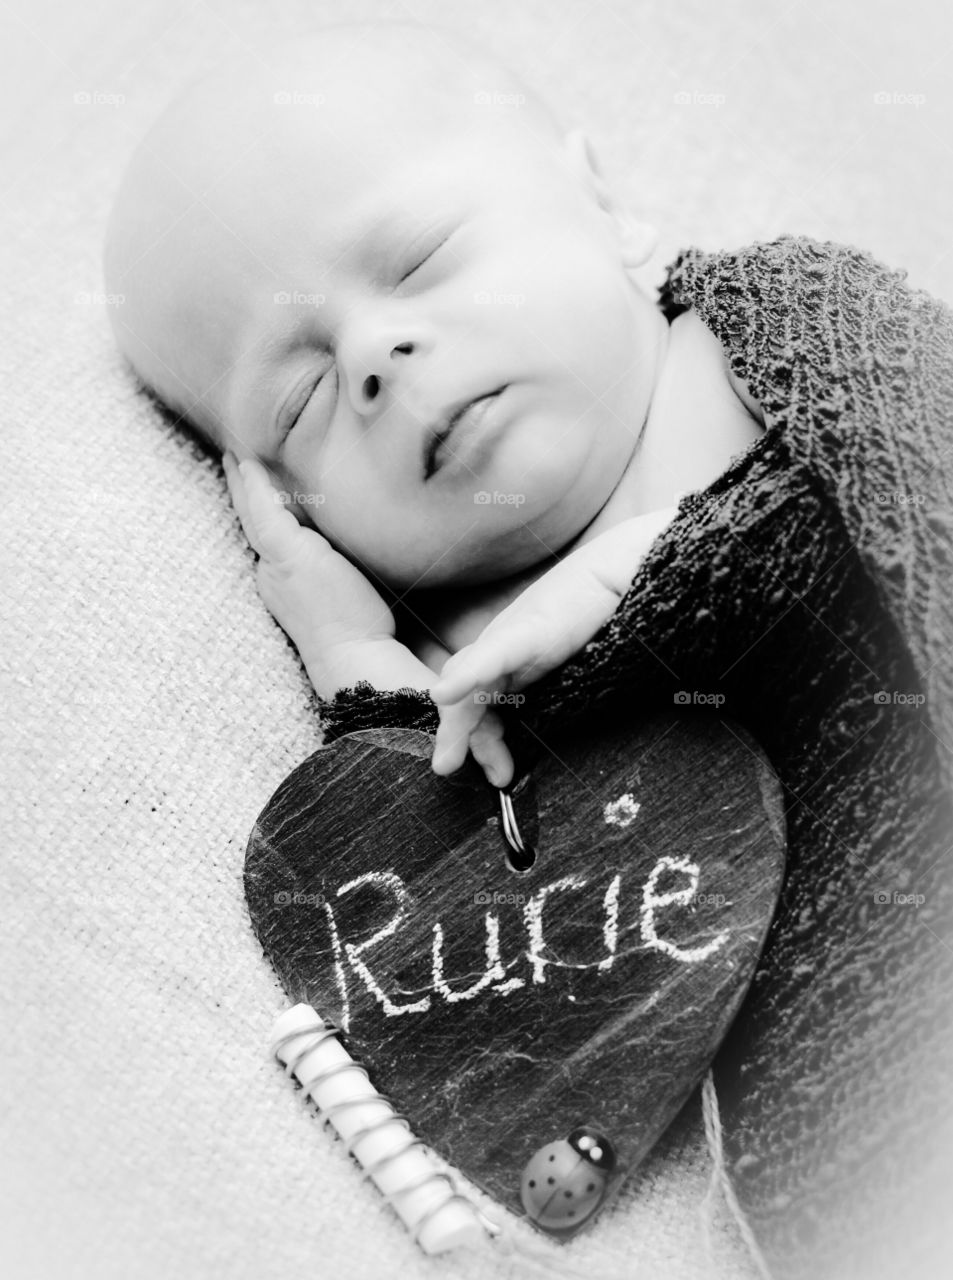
<box><xmin>497</xmin><ymin>786</ymin><xmax>536</xmax><ymax>871</ymax></box>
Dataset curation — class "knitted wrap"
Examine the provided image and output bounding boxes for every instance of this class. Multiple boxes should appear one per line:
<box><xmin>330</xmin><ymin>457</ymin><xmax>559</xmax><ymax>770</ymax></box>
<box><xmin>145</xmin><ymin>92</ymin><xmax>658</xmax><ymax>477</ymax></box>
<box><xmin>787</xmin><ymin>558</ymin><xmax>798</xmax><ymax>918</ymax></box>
<box><xmin>316</xmin><ymin>238</ymin><xmax>953</xmax><ymax>1279</ymax></box>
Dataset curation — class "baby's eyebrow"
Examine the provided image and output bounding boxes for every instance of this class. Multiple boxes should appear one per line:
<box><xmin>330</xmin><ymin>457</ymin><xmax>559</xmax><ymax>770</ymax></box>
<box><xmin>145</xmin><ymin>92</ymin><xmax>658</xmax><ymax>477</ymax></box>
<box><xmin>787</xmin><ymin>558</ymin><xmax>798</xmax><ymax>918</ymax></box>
<box><xmin>333</xmin><ymin>193</ymin><xmax>461</xmax><ymax>277</ymax></box>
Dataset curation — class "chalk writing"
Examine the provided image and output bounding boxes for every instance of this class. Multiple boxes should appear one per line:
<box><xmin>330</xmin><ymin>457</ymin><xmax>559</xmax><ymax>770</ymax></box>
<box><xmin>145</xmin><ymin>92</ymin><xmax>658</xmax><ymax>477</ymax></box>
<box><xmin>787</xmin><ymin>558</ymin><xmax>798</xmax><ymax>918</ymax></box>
<box><xmin>325</xmin><ymin>857</ymin><xmax>729</xmax><ymax>1028</ymax></box>
<box><xmin>337</xmin><ymin>871</ymin><xmax>432</xmax><ymax>1026</ymax></box>
<box><xmin>641</xmin><ymin>857</ymin><xmax>730</xmax><ymax>963</ymax></box>
<box><xmin>604</xmin><ymin>793</ymin><xmax>641</xmax><ymax>827</ymax></box>
<box><xmin>599</xmin><ymin>874</ymin><xmax>622</xmax><ymax>971</ymax></box>
<box><xmin>524</xmin><ymin>877</ymin><xmax>587</xmax><ymax>984</ymax></box>
<box><xmin>433</xmin><ymin>915</ymin><xmax>507</xmax><ymax>1003</ymax></box>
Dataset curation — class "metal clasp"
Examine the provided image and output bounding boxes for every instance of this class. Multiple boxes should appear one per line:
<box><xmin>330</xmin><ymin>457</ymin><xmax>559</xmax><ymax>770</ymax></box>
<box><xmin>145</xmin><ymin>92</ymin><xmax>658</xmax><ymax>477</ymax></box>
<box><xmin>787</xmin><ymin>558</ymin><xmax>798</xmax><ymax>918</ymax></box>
<box><xmin>497</xmin><ymin>786</ymin><xmax>535</xmax><ymax>872</ymax></box>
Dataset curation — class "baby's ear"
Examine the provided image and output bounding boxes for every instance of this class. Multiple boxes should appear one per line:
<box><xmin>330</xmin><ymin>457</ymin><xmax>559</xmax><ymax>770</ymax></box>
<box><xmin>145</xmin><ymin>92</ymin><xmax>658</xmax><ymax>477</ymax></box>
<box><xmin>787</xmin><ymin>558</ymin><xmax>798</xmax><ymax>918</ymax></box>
<box><xmin>562</xmin><ymin>128</ymin><xmax>657</xmax><ymax>269</ymax></box>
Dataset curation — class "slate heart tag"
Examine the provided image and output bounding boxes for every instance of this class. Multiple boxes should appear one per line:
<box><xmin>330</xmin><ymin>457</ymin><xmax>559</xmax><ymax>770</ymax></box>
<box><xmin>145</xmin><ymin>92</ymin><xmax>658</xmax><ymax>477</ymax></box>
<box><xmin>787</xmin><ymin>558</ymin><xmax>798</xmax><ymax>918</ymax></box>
<box><xmin>245</xmin><ymin>711</ymin><xmax>785</xmax><ymax>1236</ymax></box>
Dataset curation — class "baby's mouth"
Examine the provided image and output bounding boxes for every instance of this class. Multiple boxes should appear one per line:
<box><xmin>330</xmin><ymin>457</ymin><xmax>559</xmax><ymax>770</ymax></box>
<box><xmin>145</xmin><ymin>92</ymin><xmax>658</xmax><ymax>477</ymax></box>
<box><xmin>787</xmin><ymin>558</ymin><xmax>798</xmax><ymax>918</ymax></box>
<box><xmin>423</xmin><ymin>388</ymin><xmax>506</xmax><ymax>480</ymax></box>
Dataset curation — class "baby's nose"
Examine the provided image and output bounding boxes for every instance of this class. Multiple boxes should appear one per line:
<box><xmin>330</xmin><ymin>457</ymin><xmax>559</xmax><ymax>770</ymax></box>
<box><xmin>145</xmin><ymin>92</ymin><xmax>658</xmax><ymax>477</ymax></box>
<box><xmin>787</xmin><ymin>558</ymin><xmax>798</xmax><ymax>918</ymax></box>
<box><xmin>342</xmin><ymin>334</ymin><xmax>416</xmax><ymax>415</ymax></box>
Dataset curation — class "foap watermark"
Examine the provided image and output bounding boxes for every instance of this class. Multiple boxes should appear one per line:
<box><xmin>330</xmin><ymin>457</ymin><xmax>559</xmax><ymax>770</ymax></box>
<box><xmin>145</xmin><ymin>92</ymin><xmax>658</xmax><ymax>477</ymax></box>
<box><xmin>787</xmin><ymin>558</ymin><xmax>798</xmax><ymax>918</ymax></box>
<box><xmin>873</xmin><ymin>889</ymin><xmax>925</xmax><ymax>907</ymax></box>
<box><xmin>474</xmin><ymin>691</ymin><xmax>526</xmax><ymax>707</ymax></box>
<box><xmin>75</xmin><ymin>291</ymin><xmax>125</xmax><ymax>306</ymax></box>
<box><xmin>474</xmin><ymin>290</ymin><xmax>525</xmax><ymax>307</ymax></box>
<box><xmin>71</xmin><ymin>890</ymin><xmax>132</xmax><ymax>911</ymax></box>
<box><xmin>474</xmin><ymin>490</ymin><xmax>525</xmax><ymax>506</ymax></box>
<box><xmin>873</xmin><ymin>690</ymin><xmax>926</xmax><ymax>708</ymax></box>
<box><xmin>674</xmin><ymin>90</ymin><xmax>726</xmax><ymax>107</ymax></box>
<box><xmin>474</xmin><ymin>889</ymin><xmax>526</xmax><ymax>906</ymax></box>
<box><xmin>275</xmin><ymin>490</ymin><xmax>326</xmax><ymax>507</ymax></box>
<box><xmin>274</xmin><ymin>890</ymin><xmax>326</xmax><ymax>907</ymax></box>
<box><xmin>874</xmin><ymin>490</ymin><xmax>926</xmax><ymax>506</ymax></box>
<box><xmin>689</xmin><ymin>892</ymin><xmax>728</xmax><ymax>908</ymax></box>
<box><xmin>74</xmin><ymin>90</ymin><xmax>125</xmax><ymax>107</ymax></box>
<box><xmin>274</xmin><ymin>290</ymin><xmax>326</xmax><ymax>307</ymax></box>
<box><xmin>873</xmin><ymin>91</ymin><xmax>926</xmax><ymax>107</ymax></box>
<box><xmin>274</xmin><ymin>90</ymin><xmax>326</xmax><ymax>107</ymax></box>
<box><xmin>474</xmin><ymin>90</ymin><xmax>526</xmax><ymax>108</ymax></box>
<box><xmin>674</xmin><ymin>690</ymin><xmax>726</xmax><ymax>708</ymax></box>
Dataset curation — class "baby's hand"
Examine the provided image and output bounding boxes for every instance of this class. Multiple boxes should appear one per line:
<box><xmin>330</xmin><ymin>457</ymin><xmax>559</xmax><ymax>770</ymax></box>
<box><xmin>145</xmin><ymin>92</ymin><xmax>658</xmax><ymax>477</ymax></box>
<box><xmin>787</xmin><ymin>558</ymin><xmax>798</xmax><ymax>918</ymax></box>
<box><xmin>428</xmin><ymin>506</ymin><xmax>679</xmax><ymax>788</ymax></box>
<box><xmin>223</xmin><ymin>454</ymin><xmax>396</xmax><ymax>678</ymax></box>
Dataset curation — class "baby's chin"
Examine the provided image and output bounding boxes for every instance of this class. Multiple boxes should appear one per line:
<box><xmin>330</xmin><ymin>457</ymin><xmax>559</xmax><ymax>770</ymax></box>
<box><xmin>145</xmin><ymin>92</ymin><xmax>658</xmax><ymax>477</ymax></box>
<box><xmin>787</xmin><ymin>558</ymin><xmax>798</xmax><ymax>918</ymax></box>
<box><xmin>362</xmin><ymin>429</ymin><xmax>625</xmax><ymax>588</ymax></box>
<box><xmin>378</xmin><ymin>520</ymin><xmax>575</xmax><ymax>592</ymax></box>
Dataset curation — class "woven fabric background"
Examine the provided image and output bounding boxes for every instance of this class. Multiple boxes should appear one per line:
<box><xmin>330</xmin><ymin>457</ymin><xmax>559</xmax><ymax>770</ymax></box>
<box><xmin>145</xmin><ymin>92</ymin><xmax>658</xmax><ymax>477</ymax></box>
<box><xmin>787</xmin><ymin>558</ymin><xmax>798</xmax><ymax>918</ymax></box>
<box><xmin>2</xmin><ymin>2</ymin><xmax>951</xmax><ymax>1278</ymax></box>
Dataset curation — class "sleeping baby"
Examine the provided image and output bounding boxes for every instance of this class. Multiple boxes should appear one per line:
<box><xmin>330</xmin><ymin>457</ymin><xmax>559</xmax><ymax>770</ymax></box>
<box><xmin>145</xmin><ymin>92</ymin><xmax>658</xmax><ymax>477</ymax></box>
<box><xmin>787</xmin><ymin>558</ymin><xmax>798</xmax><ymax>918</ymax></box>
<box><xmin>102</xmin><ymin>19</ymin><xmax>765</xmax><ymax>791</ymax></box>
<box><xmin>104</xmin><ymin>19</ymin><xmax>953</xmax><ymax>1279</ymax></box>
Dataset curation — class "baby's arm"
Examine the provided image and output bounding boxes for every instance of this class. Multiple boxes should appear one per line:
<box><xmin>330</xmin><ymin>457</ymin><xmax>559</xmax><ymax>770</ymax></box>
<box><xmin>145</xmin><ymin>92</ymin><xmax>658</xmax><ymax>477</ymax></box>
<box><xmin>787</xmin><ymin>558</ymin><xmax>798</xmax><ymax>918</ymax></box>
<box><xmin>429</xmin><ymin>504</ymin><xmax>680</xmax><ymax>781</ymax></box>
<box><xmin>311</xmin><ymin>636</ymin><xmax>435</xmax><ymax>699</ymax></box>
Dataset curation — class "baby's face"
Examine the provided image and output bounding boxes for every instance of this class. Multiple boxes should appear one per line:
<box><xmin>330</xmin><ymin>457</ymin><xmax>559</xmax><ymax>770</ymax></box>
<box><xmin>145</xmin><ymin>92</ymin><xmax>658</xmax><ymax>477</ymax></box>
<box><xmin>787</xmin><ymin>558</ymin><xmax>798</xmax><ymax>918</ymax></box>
<box><xmin>109</xmin><ymin>30</ymin><xmax>662</xmax><ymax>590</ymax></box>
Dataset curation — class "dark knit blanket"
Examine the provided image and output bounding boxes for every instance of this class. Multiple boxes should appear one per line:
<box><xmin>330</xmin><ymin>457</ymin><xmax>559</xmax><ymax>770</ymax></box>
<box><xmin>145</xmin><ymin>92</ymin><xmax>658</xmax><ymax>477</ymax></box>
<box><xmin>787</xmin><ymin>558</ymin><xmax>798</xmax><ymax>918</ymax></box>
<box><xmin>316</xmin><ymin>238</ymin><xmax>953</xmax><ymax>1280</ymax></box>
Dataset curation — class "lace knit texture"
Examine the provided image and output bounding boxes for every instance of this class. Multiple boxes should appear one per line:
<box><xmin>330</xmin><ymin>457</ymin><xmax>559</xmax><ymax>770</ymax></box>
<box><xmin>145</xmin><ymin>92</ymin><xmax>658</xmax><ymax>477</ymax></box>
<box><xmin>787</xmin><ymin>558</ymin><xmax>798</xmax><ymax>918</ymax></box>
<box><xmin>316</xmin><ymin>238</ymin><xmax>953</xmax><ymax>1280</ymax></box>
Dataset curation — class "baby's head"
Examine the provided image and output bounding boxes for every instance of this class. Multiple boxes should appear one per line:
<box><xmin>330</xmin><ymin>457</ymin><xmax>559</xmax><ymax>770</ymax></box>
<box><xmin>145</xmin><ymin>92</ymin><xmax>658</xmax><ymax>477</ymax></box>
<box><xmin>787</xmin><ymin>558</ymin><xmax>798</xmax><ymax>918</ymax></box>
<box><xmin>104</xmin><ymin>22</ymin><xmax>662</xmax><ymax>590</ymax></box>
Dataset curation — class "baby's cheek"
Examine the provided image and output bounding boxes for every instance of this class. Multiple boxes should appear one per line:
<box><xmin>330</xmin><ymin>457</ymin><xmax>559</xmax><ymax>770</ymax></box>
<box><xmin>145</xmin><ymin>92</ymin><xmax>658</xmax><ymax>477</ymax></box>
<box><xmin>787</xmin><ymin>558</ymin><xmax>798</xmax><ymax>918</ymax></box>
<box><xmin>520</xmin><ymin>247</ymin><xmax>631</xmax><ymax>386</ymax></box>
<box><xmin>569</xmin><ymin>263</ymin><xmax>636</xmax><ymax>365</ymax></box>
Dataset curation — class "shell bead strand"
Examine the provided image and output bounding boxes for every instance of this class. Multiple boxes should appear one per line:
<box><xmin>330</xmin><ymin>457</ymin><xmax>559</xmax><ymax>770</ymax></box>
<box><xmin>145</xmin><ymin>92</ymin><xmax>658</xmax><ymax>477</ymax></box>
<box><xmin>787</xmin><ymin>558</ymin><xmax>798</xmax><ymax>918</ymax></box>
<box><xmin>271</xmin><ymin>1002</ymin><xmax>495</xmax><ymax>1254</ymax></box>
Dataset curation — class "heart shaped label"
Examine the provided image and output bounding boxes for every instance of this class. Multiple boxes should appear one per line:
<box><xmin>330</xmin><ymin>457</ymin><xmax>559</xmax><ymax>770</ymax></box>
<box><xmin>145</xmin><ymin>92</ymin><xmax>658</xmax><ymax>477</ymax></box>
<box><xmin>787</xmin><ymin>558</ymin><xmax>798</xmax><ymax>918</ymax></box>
<box><xmin>245</xmin><ymin>711</ymin><xmax>785</xmax><ymax>1235</ymax></box>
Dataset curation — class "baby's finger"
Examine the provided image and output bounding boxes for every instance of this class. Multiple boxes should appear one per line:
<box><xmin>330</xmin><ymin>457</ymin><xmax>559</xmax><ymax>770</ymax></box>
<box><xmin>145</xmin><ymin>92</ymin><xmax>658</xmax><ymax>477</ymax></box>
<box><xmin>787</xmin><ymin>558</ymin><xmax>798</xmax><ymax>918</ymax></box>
<box><xmin>224</xmin><ymin>452</ymin><xmax>275</xmax><ymax>554</ymax></box>
<box><xmin>429</xmin><ymin>618</ymin><xmax>543</xmax><ymax>704</ymax></box>
<box><xmin>223</xmin><ymin>451</ymin><xmax>256</xmax><ymax>539</ymax></box>
<box><xmin>232</xmin><ymin>456</ymin><xmax>304</xmax><ymax>562</ymax></box>
<box><xmin>430</xmin><ymin>693</ymin><xmax>488</xmax><ymax>776</ymax></box>
<box><xmin>467</xmin><ymin>712</ymin><xmax>515</xmax><ymax>789</ymax></box>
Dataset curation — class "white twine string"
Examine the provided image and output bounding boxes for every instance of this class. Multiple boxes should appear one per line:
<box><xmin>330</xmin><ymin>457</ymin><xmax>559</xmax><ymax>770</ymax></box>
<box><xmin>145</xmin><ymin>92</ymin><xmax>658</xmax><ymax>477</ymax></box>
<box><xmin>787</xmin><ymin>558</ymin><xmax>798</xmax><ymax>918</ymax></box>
<box><xmin>700</xmin><ymin>1069</ymin><xmax>774</xmax><ymax>1280</ymax></box>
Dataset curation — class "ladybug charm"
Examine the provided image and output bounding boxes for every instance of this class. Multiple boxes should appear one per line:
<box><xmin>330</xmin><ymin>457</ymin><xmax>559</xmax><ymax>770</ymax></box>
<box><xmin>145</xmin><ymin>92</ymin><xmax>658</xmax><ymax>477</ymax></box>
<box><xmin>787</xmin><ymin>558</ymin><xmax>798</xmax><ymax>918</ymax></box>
<box><xmin>519</xmin><ymin>1127</ymin><xmax>617</xmax><ymax>1234</ymax></box>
